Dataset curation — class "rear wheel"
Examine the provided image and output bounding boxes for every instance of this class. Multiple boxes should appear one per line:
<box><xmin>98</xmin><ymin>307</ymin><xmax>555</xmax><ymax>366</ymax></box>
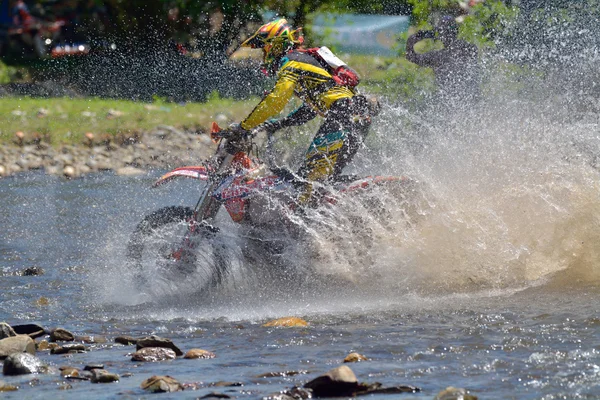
<box><xmin>127</xmin><ymin>206</ymin><xmax>228</xmax><ymax>292</ymax></box>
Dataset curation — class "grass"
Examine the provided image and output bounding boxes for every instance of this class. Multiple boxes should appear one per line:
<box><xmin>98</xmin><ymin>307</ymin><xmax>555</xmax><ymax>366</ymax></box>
<box><xmin>0</xmin><ymin>52</ymin><xmax>437</xmax><ymax>146</ymax></box>
<box><xmin>0</xmin><ymin>94</ymin><xmax>257</xmax><ymax>146</ymax></box>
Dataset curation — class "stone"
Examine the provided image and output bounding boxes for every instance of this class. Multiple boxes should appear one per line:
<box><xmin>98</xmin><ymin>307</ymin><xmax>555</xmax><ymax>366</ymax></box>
<box><xmin>2</xmin><ymin>353</ymin><xmax>46</xmax><ymax>375</ymax></box>
<box><xmin>304</xmin><ymin>366</ymin><xmax>359</xmax><ymax>397</ymax></box>
<box><xmin>131</xmin><ymin>347</ymin><xmax>177</xmax><ymax>362</ymax></box>
<box><xmin>50</xmin><ymin>328</ymin><xmax>75</xmax><ymax>342</ymax></box>
<box><xmin>0</xmin><ymin>335</ymin><xmax>36</xmax><ymax>359</ymax></box>
<box><xmin>115</xmin><ymin>335</ymin><xmax>138</xmax><ymax>345</ymax></box>
<box><xmin>183</xmin><ymin>349</ymin><xmax>216</xmax><ymax>359</ymax></box>
<box><xmin>84</xmin><ymin>364</ymin><xmax>104</xmax><ymax>371</ymax></box>
<box><xmin>434</xmin><ymin>386</ymin><xmax>478</xmax><ymax>400</ymax></box>
<box><xmin>60</xmin><ymin>367</ymin><xmax>80</xmax><ymax>378</ymax></box>
<box><xmin>12</xmin><ymin>323</ymin><xmax>45</xmax><ymax>339</ymax></box>
<box><xmin>90</xmin><ymin>369</ymin><xmax>120</xmax><ymax>383</ymax></box>
<box><xmin>0</xmin><ymin>380</ymin><xmax>18</xmax><ymax>392</ymax></box>
<box><xmin>21</xmin><ymin>267</ymin><xmax>44</xmax><ymax>276</ymax></box>
<box><xmin>50</xmin><ymin>343</ymin><xmax>86</xmax><ymax>354</ymax></box>
<box><xmin>0</xmin><ymin>323</ymin><xmax>16</xmax><ymax>340</ymax></box>
<box><xmin>36</xmin><ymin>340</ymin><xmax>50</xmax><ymax>351</ymax></box>
<box><xmin>343</xmin><ymin>352</ymin><xmax>368</xmax><ymax>363</ymax></box>
<box><xmin>262</xmin><ymin>317</ymin><xmax>308</xmax><ymax>328</ymax></box>
<box><xmin>141</xmin><ymin>375</ymin><xmax>184</xmax><ymax>393</ymax></box>
<box><xmin>136</xmin><ymin>335</ymin><xmax>183</xmax><ymax>356</ymax></box>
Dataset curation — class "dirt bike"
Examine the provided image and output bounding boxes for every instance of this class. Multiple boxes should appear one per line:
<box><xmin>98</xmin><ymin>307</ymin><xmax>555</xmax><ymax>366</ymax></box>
<box><xmin>127</xmin><ymin>122</ymin><xmax>419</xmax><ymax>291</ymax></box>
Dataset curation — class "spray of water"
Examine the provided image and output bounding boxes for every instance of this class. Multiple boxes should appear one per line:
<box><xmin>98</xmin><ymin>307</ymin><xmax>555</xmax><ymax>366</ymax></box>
<box><xmin>89</xmin><ymin>10</ymin><xmax>600</xmax><ymax>319</ymax></box>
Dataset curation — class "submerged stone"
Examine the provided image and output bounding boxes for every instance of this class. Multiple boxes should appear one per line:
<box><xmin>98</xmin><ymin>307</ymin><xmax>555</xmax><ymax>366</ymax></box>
<box><xmin>141</xmin><ymin>375</ymin><xmax>183</xmax><ymax>393</ymax></box>
<box><xmin>184</xmin><ymin>349</ymin><xmax>216</xmax><ymax>359</ymax></box>
<box><xmin>262</xmin><ymin>317</ymin><xmax>308</xmax><ymax>328</ymax></box>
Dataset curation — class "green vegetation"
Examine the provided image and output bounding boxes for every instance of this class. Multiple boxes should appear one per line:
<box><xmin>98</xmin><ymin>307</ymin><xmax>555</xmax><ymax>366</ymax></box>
<box><xmin>0</xmin><ymin>96</ymin><xmax>257</xmax><ymax>146</ymax></box>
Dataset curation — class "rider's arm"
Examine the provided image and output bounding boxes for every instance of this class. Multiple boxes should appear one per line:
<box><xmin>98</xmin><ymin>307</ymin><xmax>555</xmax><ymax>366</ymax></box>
<box><xmin>280</xmin><ymin>103</ymin><xmax>317</xmax><ymax>128</ymax></box>
<box><xmin>405</xmin><ymin>31</ymin><xmax>437</xmax><ymax>67</ymax></box>
<box><xmin>240</xmin><ymin>75</ymin><xmax>295</xmax><ymax>130</ymax></box>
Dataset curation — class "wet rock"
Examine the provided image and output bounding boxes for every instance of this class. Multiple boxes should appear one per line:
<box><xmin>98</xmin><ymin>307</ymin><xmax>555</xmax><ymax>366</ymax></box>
<box><xmin>199</xmin><ymin>392</ymin><xmax>231</xmax><ymax>399</ymax></box>
<box><xmin>0</xmin><ymin>380</ymin><xmax>18</xmax><ymax>392</ymax></box>
<box><xmin>0</xmin><ymin>323</ymin><xmax>16</xmax><ymax>340</ymax></box>
<box><xmin>50</xmin><ymin>343</ymin><xmax>86</xmax><ymax>354</ymax></box>
<box><xmin>262</xmin><ymin>317</ymin><xmax>308</xmax><ymax>328</ymax></box>
<box><xmin>131</xmin><ymin>347</ymin><xmax>177</xmax><ymax>362</ymax></box>
<box><xmin>136</xmin><ymin>335</ymin><xmax>183</xmax><ymax>356</ymax></box>
<box><xmin>0</xmin><ymin>335</ymin><xmax>36</xmax><ymax>359</ymax></box>
<box><xmin>343</xmin><ymin>352</ymin><xmax>368</xmax><ymax>363</ymax></box>
<box><xmin>257</xmin><ymin>370</ymin><xmax>307</xmax><ymax>378</ymax></box>
<box><xmin>115</xmin><ymin>335</ymin><xmax>137</xmax><ymax>345</ymax></box>
<box><xmin>84</xmin><ymin>364</ymin><xmax>104</xmax><ymax>371</ymax></box>
<box><xmin>304</xmin><ymin>365</ymin><xmax>358</xmax><ymax>397</ymax></box>
<box><xmin>77</xmin><ymin>335</ymin><xmax>107</xmax><ymax>344</ymax></box>
<box><xmin>434</xmin><ymin>386</ymin><xmax>478</xmax><ymax>400</ymax></box>
<box><xmin>354</xmin><ymin>382</ymin><xmax>420</xmax><ymax>396</ymax></box>
<box><xmin>60</xmin><ymin>367</ymin><xmax>80</xmax><ymax>378</ymax></box>
<box><xmin>141</xmin><ymin>375</ymin><xmax>184</xmax><ymax>393</ymax></box>
<box><xmin>12</xmin><ymin>323</ymin><xmax>46</xmax><ymax>339</ymax></box>
<box><xmin>184</xmin><ymin>349</ymin><xmax>216</xmax><ymax>359</ymax></box>
<box><xmin>2</xmin><ymin>353</ymin><xmax>46</xmax><ymax>375</ymax></box>
<box><xmin>58</xmin><ymin>383</ymin><xmax>73</xmax><ymax>390</ymax></box>
<box><xmin>50</xmin><ymin>328</ymin><xmax>75</xmax><ymax>342</ymax></box>
<box><xmin>36</xmin><ymin>340</ymin><xmax>50</xmax><ymax>351</ymax></box>
<box><xmin>21</xmin><ymin>267</ymin><xmax>44</xmax><ymax>276</ymax></box>
<box><xmin>90</xmin><ymin>369</ymin><xmax>120</xmax><ymax>383</ymax></box>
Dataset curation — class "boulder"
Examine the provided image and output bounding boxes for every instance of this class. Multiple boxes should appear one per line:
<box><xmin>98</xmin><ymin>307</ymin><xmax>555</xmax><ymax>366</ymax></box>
<box><xmin>141</xmin><ymin>375</ymin><xmax>184</xmax><ymax>393</ymax></box>
<box><xmin>136</xmin><ymin>335</ymin><xmax>183</xmax><ymax>356</ymax></box>
<box><xmin>183</xmin><ymin>349</ymin><xmax>216</xmax><ymax>359</ymax></box>
<box><xmin>262</xmin><ymin>317</ymin><xmax>308</xmax><ymax>328</ymax></box>
<box><xmin>2</xmin><ymin>353</ymin><xmax>46</xmax><ymax>375</ymax></box>
<box><xmin>0</xmin><ymin>323</ymin><xmax>16</xmax><ymax>340</ymax></box>
<box><xmin>132</xmin><ymin>347</ymin><xmax>177</xmax><ymax>362</ymax></box>
<box><xmin>49</xmin><ymin>328</ymin><xmax>75</xmax><ymax>342</ymax></box>
<box><xmin>304</xmin><ymin>366</ymin><xmax>358</xmax><ymax>397</ymax></box>
<box><xmin>0</xmin><ymin>335</ymin><xmax>36</xmax><ymax>359</ymax></box>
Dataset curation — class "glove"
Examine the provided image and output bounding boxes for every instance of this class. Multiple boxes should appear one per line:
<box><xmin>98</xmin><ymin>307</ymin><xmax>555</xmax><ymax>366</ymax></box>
<box><xmin>219</xmin><ymin>122</ymin><xmax>248</xmax><ymax>139</ymax></box>
<box><xmin>262</xmin><ymin>119</ymin><xmax>283</xmax><ymax>134</ymax></box>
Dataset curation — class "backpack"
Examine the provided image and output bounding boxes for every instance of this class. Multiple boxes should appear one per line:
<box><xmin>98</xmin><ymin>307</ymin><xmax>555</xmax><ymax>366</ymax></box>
<box><xmin>303</xmin><ymin>46</ymin><xmax>360</xmax><ymax>88</ymax></box>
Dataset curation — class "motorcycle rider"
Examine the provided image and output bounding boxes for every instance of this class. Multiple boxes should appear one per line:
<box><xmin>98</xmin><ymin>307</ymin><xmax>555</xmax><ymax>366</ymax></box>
<box><xmin>219</xmin><ymin>18</ymin><xmax>379</xmax><ymax>204</ymax></box>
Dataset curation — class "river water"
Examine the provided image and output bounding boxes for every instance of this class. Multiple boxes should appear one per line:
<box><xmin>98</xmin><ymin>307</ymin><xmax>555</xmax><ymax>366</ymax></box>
<box><xmin>2</xmin><ymin>90</ymin><xmax>600</xmax><ymax>398</ymax></box>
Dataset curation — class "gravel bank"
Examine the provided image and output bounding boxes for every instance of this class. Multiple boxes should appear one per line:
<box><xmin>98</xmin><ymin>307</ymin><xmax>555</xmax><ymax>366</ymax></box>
<box><xmin>0</xmin><ymin>125</ymin><xmax>217</xmax><ymax>178</ymax></box>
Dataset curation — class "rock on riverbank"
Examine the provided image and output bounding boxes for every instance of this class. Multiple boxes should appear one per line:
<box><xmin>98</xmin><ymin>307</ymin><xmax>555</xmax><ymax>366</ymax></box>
<box><xmin>0</xmin><ymin>125</ymin><xmax>216</xmax><ymax>178</ymax></box>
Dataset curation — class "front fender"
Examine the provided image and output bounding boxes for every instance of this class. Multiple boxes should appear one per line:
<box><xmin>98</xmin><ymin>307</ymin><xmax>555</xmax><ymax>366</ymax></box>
<box><xmin>152</xmin><ymin>166</ymin><xmax>209</xmax><ymax>188</ymax></box>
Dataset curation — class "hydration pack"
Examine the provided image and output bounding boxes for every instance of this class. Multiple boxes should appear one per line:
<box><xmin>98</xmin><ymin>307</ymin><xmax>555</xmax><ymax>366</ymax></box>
<box><xmin>303</xmin><ymin>46</ymin><xmax>360</xmax><ymax>88</ymax></box>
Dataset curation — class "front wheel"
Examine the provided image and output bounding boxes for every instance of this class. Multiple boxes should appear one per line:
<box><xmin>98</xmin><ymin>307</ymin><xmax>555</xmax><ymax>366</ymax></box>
<box><xmin>127</xmin><ymin>206</ymin><xmax>228</xmax><ymax>293</ymax></box>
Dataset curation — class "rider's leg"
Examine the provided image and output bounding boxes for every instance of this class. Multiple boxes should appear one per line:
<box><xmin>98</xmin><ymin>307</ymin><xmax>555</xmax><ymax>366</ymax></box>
<box><xmin>296</xmin><ymin>118</ymin><xmax>349</xmax><ymax>204</ymax></box>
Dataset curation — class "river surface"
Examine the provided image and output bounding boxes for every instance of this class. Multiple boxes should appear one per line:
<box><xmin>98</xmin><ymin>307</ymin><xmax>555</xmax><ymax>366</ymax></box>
<box><xmin>0</xmin><ymin>166</ymin><xmax>599</xmax><ymax>399</ymax></box>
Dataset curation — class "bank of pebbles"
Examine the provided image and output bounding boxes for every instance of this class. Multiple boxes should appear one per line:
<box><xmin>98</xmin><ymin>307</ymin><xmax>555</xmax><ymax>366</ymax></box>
<box><xmin>0</xmin><ymin>125</ymin><xmax>216</xmax><ymax>178</ymax></box>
